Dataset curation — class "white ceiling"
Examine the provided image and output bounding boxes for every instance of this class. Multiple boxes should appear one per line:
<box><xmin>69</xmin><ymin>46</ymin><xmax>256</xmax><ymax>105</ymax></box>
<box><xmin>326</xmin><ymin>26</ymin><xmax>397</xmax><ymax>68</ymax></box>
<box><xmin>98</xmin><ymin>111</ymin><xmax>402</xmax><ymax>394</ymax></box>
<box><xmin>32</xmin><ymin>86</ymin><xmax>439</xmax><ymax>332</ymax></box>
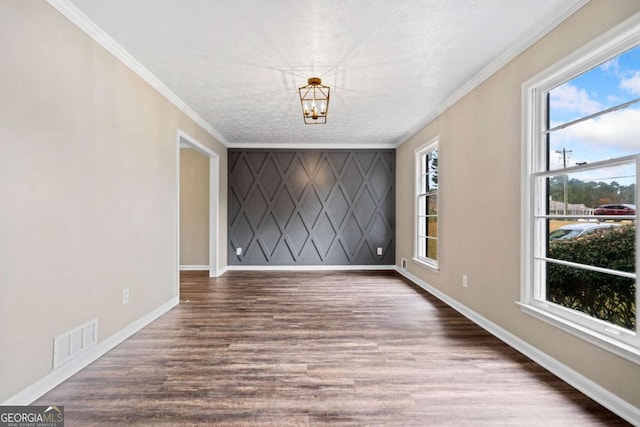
<box><xmin>59</xmin><ymin>0</ymin><xmax>586</xmax><ymax>148</ymax></box>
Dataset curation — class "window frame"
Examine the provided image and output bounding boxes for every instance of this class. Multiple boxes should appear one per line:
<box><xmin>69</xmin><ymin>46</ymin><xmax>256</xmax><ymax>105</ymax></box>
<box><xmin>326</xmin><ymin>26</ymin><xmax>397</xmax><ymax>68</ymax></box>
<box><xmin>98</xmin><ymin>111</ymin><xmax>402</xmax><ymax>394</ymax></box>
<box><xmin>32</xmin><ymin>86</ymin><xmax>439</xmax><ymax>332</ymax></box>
<box><xmin>520</xmin><ymin>12</ymin><xmax>640</xmax><ymax>364</ymax></box>
<box><xmin>414</xmin><ymin>137</ymin><xmax>439</xmax><ymax>270</ymax></box>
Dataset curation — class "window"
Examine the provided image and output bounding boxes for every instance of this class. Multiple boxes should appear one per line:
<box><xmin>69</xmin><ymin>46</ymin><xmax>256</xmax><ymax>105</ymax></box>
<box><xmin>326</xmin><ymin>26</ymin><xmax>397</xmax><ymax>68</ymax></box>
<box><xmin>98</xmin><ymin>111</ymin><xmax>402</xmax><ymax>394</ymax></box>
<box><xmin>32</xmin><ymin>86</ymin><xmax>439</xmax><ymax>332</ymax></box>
<box><xmin>522</xmin><ymin>17</ymin><xmax>640</xmax><ymax>362</ymax></box>
<box><xmin>415</xmin><ymin>139</ymin><xmax>438</xmax><ymax>268</ymax></box>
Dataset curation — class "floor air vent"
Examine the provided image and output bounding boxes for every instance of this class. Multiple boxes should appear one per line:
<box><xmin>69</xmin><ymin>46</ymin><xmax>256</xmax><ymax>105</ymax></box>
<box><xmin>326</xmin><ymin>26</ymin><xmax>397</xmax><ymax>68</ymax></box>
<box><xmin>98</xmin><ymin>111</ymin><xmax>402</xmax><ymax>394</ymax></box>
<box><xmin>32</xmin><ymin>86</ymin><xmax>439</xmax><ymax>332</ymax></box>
<box><xmin>53</xmin><ymin>318</ymin><xmax>98</xmax><ymax>369</ymax></box>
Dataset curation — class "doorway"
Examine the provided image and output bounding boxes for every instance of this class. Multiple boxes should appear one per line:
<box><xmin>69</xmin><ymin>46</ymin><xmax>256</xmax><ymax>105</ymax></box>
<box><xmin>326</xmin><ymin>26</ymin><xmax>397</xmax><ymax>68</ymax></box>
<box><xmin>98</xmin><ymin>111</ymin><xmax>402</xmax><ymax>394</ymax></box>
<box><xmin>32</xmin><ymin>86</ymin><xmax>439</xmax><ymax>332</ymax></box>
<box><xmin>176</xmin><ymin>130</ymin><xmax>220</xmax><ymax>296</ymax></box>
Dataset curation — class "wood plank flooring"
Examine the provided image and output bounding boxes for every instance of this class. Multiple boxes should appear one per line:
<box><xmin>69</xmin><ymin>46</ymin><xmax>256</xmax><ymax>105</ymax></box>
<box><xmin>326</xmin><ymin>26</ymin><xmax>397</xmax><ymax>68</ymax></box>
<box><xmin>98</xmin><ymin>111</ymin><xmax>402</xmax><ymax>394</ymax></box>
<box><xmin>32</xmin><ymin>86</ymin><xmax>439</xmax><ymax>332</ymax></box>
<box><xmin>36</xmin><ymin>270</ymin><xmax>630</xmax><ymax>426</ymax></box>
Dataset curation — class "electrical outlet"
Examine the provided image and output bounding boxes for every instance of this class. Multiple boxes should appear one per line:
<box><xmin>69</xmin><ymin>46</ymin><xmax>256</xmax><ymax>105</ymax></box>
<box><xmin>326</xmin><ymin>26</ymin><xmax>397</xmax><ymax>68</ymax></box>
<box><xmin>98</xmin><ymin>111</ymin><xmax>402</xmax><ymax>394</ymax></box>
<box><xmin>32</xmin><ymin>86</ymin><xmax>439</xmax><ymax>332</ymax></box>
<box><xmin>123</xmin><ymin>288</ymin><xmax>130</xmax><ymax>304</ymax></box>
<box><xmin>401</xmin><ymin>258</ymin><xmax>407</xmax><ymax>269</ymax></box>
<box><xmin>236</xmin><ymin>247</ymin><xmax>242</xmax><ymax>256</ymax></box>
<box><xmin>462</xmin><ymin>275</ymin><xmax>468</xmax><ymax>288</ymax></box>
<box><xmin>376</xmin><ymin>247</ymin><xmax>383</xmax><ymax>256</ymax></box>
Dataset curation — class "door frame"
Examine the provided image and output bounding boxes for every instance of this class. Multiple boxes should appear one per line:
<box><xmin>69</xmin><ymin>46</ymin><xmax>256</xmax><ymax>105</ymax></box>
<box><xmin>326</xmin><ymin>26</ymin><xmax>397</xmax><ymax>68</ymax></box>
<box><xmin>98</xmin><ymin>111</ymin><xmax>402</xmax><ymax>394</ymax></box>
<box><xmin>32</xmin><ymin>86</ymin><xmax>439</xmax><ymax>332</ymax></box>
<box><xmin>176</xmin><ymin>130</ymin><xmax>221</xmax><ymax>296</ymax></box>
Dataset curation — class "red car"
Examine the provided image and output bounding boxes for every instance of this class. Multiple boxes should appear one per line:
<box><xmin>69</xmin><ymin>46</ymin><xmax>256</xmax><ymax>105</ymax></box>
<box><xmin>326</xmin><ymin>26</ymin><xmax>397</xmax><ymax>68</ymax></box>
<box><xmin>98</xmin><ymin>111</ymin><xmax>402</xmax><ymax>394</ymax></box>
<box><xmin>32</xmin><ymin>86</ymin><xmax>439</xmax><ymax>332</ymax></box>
<box><xmin>594</xmin><ymin>204</ymin><xmax>636</xmax><ymax>216</ymax></box>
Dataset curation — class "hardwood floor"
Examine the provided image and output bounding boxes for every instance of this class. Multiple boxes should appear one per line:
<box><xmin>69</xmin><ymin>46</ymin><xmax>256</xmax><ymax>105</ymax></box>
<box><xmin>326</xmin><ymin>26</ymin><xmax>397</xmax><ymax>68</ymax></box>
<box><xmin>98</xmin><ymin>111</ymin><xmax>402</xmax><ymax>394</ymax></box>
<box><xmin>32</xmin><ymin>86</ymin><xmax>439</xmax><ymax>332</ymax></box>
<box><xmin>36</xmin><ymin>270</ymin><xmax>630</xmax><ymax>426</ymax></box>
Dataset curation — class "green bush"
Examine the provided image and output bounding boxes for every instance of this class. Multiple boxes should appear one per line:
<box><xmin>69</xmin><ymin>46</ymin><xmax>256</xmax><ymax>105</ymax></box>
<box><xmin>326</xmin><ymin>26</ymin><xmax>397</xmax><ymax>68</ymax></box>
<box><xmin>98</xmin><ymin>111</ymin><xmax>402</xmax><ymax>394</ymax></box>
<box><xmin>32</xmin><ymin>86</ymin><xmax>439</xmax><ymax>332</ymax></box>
<box><xmin>547</xmin><ymin>224</ymin><xmax>636</xmax><ymax>330</ymax></box>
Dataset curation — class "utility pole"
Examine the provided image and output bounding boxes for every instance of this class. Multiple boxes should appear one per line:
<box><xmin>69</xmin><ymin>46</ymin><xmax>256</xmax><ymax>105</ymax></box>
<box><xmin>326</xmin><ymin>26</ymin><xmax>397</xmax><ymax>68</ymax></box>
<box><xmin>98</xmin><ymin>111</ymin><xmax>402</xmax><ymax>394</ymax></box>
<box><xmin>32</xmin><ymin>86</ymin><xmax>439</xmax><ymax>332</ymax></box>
<box><xmin>556</xmin><ymin>148</ymin><xmax>572</xmax><ymax>215</ymax></box>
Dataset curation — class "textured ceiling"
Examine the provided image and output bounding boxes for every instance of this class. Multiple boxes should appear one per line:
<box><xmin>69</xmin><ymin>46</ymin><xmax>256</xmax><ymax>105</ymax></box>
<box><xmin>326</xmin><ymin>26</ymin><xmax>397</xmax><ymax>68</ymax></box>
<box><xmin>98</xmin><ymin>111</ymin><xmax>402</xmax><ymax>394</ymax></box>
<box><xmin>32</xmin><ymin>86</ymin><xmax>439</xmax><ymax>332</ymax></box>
<box><xmin>64</xmin><ymin>0</ymin><xmax>585</xmax><ymax>148</ymax></box>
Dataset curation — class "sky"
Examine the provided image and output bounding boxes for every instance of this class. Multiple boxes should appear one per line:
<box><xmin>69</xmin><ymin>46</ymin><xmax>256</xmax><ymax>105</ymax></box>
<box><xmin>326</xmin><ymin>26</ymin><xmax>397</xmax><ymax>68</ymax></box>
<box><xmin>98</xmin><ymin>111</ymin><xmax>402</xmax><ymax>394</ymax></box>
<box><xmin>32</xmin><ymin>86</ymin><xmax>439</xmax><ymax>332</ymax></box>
<box><xmin>548</xmin><ymin>44</ymin><xmax>640</xmax><ymax>188</ymax></box>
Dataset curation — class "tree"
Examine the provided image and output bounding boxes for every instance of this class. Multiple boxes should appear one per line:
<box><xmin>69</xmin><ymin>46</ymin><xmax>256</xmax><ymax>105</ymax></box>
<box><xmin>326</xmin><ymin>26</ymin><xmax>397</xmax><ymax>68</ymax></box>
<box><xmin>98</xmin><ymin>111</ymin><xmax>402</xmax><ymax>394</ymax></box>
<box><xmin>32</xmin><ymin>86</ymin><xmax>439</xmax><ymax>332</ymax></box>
<box><xmin>548</xmin><ymin>177</ymin><xmax>635</xmax><ymax>208</ymax></box>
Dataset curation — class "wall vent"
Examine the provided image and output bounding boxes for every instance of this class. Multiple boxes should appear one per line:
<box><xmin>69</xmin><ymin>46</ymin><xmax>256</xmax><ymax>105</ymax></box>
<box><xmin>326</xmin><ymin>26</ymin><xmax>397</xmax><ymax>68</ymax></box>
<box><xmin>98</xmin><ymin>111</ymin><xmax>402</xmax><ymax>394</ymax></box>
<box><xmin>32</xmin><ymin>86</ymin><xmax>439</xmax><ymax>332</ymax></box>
<box><xmin>401</xmin><ymin>258</ymin><xmax>408</xmax><ymax>269</ymax></box>
<box><xmin>53</xmin><ymin>318</ymin><xmax>98</xmax><ymax>369</ymax></box>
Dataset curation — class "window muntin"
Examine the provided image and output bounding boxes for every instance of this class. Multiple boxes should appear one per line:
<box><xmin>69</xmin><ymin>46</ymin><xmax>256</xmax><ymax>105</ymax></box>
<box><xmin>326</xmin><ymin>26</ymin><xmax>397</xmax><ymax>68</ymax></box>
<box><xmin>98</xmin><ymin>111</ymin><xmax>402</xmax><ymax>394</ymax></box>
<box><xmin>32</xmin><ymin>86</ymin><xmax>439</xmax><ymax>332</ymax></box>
<box><xmin>523</xmin><ymin>27</ymin><xmax>640</xmax><ymax>359</ymax></box>
<box><xmin>416</xmin><ymin>142</ymin><xmax>438</xmax><ymax>266</ymax></box>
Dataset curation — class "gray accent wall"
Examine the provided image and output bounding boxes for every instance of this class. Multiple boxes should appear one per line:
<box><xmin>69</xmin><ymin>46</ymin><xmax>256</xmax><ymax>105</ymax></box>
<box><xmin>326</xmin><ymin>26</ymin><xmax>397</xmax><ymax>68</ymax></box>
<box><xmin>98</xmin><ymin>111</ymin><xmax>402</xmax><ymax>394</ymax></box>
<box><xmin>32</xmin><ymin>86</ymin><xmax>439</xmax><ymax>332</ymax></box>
<box><xmin>228</xmin><ymin>149</ymin><xmax>395</xmax><ymax>265</ymax></box>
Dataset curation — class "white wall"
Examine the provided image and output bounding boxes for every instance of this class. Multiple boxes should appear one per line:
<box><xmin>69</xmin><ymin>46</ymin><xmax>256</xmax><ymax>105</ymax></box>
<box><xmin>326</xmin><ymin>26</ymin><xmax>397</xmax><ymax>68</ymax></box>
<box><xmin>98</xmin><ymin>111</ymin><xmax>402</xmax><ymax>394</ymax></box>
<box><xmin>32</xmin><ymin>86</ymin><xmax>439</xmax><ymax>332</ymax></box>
<box><xmin>0</xmin><ymin>1</ymin><xmax>227</xmax><ymax>401</ymax></box>
<box><xmin>396</xmin><ymin>0</ymin><xmax>640</xmax><ymax>410</ymax></box>
<box><xmin>180</xmin><ymin>148</ymin><xmax>210</xmax><ymax>266</ymax></box>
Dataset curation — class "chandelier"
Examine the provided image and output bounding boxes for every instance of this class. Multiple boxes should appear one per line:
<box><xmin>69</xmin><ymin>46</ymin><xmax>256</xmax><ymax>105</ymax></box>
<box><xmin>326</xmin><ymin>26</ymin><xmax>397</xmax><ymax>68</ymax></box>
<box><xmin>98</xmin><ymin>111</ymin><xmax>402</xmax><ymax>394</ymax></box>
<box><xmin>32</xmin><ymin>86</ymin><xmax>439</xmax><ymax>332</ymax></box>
<box><xmin>299</xmin><ymin>77</ymin><xmax>330</xmax><ymax>124</ymax></box>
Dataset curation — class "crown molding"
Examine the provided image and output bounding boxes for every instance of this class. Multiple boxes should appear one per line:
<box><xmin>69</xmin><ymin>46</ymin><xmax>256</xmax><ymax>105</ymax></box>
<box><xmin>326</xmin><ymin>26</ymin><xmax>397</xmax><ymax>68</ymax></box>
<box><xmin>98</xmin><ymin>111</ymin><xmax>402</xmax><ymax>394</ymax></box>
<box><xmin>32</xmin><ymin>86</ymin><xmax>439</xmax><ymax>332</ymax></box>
<box><xmin>394</xmin><ymin>0</ymin><xmax>590</xmax><ymax>147</ymax></box>
<box><xmin>46</xmin><ymin>0</ymin><xmax>230</xmax><ymax>147</ymax></box>
<box><xmin>47</xmin><ymin>0</ymin><xmax>588</xmax><ymax>151</ymax></box>
<box><xmin>227</xmin><ymin>142</ymin><xmax>398</xmax><ymax>150</ymax></box>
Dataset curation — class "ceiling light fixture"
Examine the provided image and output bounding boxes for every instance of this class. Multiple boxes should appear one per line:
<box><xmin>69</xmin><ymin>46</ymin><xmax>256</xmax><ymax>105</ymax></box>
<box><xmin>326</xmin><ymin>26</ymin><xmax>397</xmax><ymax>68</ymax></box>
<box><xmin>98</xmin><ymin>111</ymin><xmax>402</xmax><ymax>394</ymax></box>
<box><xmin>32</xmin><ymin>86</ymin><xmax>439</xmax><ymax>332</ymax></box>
<box><xmin>299</xmin><ymin>77</ymin><xmax>330</xmax><ymax>124</ymax></box>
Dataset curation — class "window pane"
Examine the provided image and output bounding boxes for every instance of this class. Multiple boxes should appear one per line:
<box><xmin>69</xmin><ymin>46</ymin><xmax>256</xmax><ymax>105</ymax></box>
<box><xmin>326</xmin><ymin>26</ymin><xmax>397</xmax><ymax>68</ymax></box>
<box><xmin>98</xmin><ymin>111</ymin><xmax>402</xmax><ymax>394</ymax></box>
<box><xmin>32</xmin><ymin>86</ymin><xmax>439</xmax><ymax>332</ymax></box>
<box><xmin>429</xmin><ymin>150</ymin><xmax>439</xmax><ymax>187</ymax></box>
<box><xmin>546</xmin><ymin>263</ymin><xmax>636</xmax><ymax>330</ymax></box>
<box><xmin>427</xmin><ymin>195</ymin><xmax>437</xmax><ymax>215</ymax></box>
<box><xmin>548</xmin><ymin>104</ymin><xmax>640</xmax><ymax>171</ymax></box>
<box><xmin>427</xmin><ymin>216</ymin><xmax>438</xmax><ymax>238</ymax></box>
<box><xmin>546</xmin><ymin>163</ymin><xmax>636</xmax><ymax>213</ymax></box>
<box><xmin>428</xmin><ymin>172</ymin><xmax>438</xmax><ymax>191</ymax></box>
<box><xmin>429</xmin><ymin>150</ymin><xmax>438</xmax><ymax>171</ymax></box>
<box><xmin>547</xmin><ymin>220</ymin><xmax>635</xmax><ymax>273</ymax></box>
<box><xmin>426</xmin><ymin>237</ymin><xmax>438</xmax><ymax>261</ymax></box>
<box><xmin>548</xmin><ymin>44</ymin><xmax>640</xmax><ymax>128</ymax></box>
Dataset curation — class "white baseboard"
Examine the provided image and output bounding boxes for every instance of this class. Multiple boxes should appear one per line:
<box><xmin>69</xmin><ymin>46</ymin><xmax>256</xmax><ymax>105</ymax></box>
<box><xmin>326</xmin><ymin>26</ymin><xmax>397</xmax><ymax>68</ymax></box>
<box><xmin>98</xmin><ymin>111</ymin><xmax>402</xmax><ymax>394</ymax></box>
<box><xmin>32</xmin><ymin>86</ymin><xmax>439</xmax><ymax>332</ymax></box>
<box><xmin>394</xmin><ymin>267</ymin><xmax>640</xmax><ymax>426</ymax></box>
<box><xmin>2</xmin><ymin>296</ymin><xmax>179</xmax><ymax>405</ymax></box>
<box><xmin>225</xmin><ymin>264</ymin><xmax>396</xmax><ymax>271</ymax></box>
<box><xmin>215</xmin><ymin>266</ymin><xmax>229</xmax><ymax>276</ymax></box>
<box><xmin>179</xmin><ymin>265</ymin><xmax>209</xmax><ymax>271</ymax></box>
<box><xmin>8</xmin><ymin>268</ymin><xmax>635</xmax><ymax>423</ymax></box>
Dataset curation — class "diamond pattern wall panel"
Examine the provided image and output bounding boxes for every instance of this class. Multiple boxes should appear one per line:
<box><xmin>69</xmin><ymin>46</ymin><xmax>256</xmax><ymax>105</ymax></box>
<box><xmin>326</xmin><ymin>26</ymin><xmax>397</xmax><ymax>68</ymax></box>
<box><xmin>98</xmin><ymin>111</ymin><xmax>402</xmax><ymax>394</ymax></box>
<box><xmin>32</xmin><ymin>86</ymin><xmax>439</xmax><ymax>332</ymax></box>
<box><xmin>228</xmin><ymin>149</ymin><xmax>395</xmax><ymax>265</ymax></box>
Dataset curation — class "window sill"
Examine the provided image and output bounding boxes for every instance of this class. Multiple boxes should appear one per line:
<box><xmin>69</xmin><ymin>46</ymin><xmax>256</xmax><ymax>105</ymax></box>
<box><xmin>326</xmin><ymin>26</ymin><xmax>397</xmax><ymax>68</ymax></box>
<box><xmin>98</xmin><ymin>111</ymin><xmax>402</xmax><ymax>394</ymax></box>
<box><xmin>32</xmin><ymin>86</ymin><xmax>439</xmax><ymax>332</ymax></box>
<box><xmin>517</xmin><ymin>302</ymin><xmax>640</xmax><ymax>365</ymax></box>
<box><xmin>412</xmin><ymin>257</ymin><xmax>439</xmax><ymax>272</ymax></box>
